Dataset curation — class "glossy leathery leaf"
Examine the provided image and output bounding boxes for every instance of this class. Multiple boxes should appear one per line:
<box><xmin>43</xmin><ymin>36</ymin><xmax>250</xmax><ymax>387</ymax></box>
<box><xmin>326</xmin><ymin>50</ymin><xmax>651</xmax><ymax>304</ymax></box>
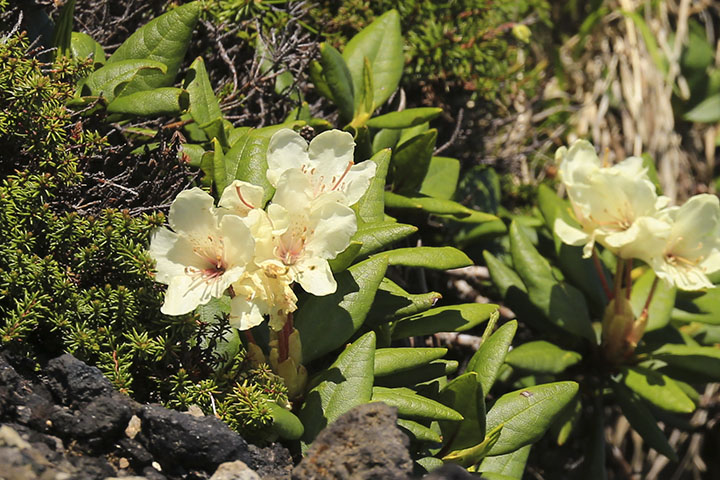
<box><xmin>650</xmin><ymin>344</ymin><xmax>720</xmax><ymax>382</ymax></box>
<box><xmin>353</xmin><ymin>222</ymin><xmax>417</xmax><ymax>258</ymax></box>
<box><xmin>366</xmin><ymin>278</ymin><xmax>441</xmax><ymax>327</ymax></box>
<box><xmin>467</xmin><ymin>320</ymin><xmax>517</xmax><ymax>395</ymax></box>
<box><xmin>372</xmin><ymin>386</ymin><xmax>463</xmax><ymax>421</ymax></box>
<box><xmin>416</xmin><ymin>456</ymin><xmax>444</xmax><ymax>473</ymax></box>
<box><xmin>385</xmin><ymin>192</ymin><xmax>498</xmax><ymax>223</ymax></box>
<box><xmin>612</xmin><ymin>382</ymin><xmax>677</xmax><ymax>461</ymax></box>
<box><xmin>392</xmin><ymin>304</ymin><xmax>498</xmax><ymax>340</ymax></box>
<box><xmin>354</xmin><ymin>149</ymin><xmax>392</xmax><ymax>224</ymax></box>
<box><xmin>374</xmin><ymin>347</ymin><xmax>448</xmax><ymax>377</ymax></box>
<box><xmin>81</xmin><ymin>60</ymin><xmax>167</xmax><ymax>103</ymax></box>
<box><xmin>620</xmin><ymin>366</ymin><xmax>695</xmax><ymax>413</ymax></box>
<box><xmin>308</xmin><ymin>61</ymin><xmax>334</xmax><ymax>101</ymax></box>
<box><xmin>438</xmin><ymin>372</ymin><xmax>486</xmax><ymax>451</ymax></box>
<box><xmin>442</xmin><ymin>423</ymin><xmax>502</xmax><ymax>468</ymax></box>
<box><xmin>319</xmin><ymin>43</ymin><xmax>354</xmax><ymax>123</ymax></box>
<box><xmin>52</xmin><ymin>0</ymin><xmax>75</xmax><ymax>59</ymax></box>
<box><xmin>683</xmin><ymin>94</ymin><xmax>720</xmax><ymax>123</ymax></box>
<box><xmin>372</xmin><ymin>128</ymin><xmax>400</xmax><ymax>153</ymax></box>
<box><xmin>328</xmin><ymin>241</ymin><xmax>363</xmax><ymax>273</ymax></box>
<box><xmin>485</xmin><ymin>382</ymin><xmax>579</xmax><ymax>455</ymax></box>
<box><xmin>106</xmin><ymin>88</ymin><xmax>189</xmax><ymax>116</ymax></box>
<box><xmin>367</xmin><ymin>108</ymin><xmax>443</xmax><ymax>129</ymax></box>
<box><xmin>209</xmin><ymin>138</ymin><xmax>226</xmax><ymax>194</ymax></box>
<box><xmin>552</xmin><ymin>394</ymin><xmax>581</xmax><ymax>446</ymax></box>
<box><xmin>391</xmin><ymin>129</ymin><xmax>437</xmax><ymax>195</ymax></box>
<box><xmin>353</xmin><ymin>57</ymin><xmax>375</xmax><ymax>124</ymax></box>
<box><xmin>396</xmin><ymin>418</ymin><xmax>442</xmax><ymax>444</ymax></box>
<box><xmin>419</xmin><ymin>156</ymin><xmax>460</xmax><ymax>200</ymax></box>
<box><xmin>673</xmin><ymin>287</ymin><xmax>720</xmax><ymax>325</ymax></box>
<box><xmin>184</xmin><ymin>57</ymin><xmax>225</xmax><ymax>148</ymax></box>
<box><xmin>342</xmin><ymin>9</ymin><xmax>403</xmax><ymax>110</ymax></box>
<box><xmin>107</xmin><ymin>2</ymin><xmax>201</xmax><ymax>90</ymax></box>
<box><xmin>374</xmin><ymin>359</ymin><xmax>457</xmax><ymax>388</ymax></box>
<box><xmin>509</xmin><ymin>221</ymin><xmax>595</xmax><ymax>341</ymax></box>
<box><xmin>505</xmin><ymin>341</ymin><xmax>581</xmax><ymax>374</ymax></box>
<box><xmin>376</xmin><ymin>246</ymin><xmax>472</xmax><ymax>270</ymax></box>
<box><xmin>630</xmin><ymin>269</ymin><xmax>676</xmax><ymax>332</ymax></box>
<box><xmin>479</xmin><ymin>444</ymin><xmax>531</xmax><ymax>479</ymax></box>
<box><xmin>299</xmin><ymin>332</ymin><xmax>375</xmax><ymax>442</ymax></box>
<box><xmin>267</xmin><ymin>402</ymin><xmax>304</xmax><ymax>440</ymax></box>
<box><xmin>296</xmin><ymin>256</ymin><xmax>387</xmax><ymax>363</ymax></box>
<box><xmin>70</xmin><ymin>32</ymin><xmax>105</xmax><ymax>66</ymax></box>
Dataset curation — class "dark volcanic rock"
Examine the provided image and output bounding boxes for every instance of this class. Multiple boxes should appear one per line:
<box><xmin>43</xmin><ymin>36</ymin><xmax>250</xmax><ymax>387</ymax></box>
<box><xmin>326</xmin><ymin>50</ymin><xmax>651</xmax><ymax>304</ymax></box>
<box><xmin>0</xmin><ymin>353</ymin><xmax>291</xmax><ymax>479</ymax></box>
<box><xmin>292</xmin><ymin>402</ymin><xmax>413</xmax><ymax>480</ymax></box>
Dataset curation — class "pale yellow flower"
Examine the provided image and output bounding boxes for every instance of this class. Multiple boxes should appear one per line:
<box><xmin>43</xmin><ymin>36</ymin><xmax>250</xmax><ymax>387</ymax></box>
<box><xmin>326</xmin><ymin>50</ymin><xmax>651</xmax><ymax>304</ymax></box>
<box><xmin>148</xmin><ymin>188</ymin><xmax>254</xmax><ymax>315</ymax></box>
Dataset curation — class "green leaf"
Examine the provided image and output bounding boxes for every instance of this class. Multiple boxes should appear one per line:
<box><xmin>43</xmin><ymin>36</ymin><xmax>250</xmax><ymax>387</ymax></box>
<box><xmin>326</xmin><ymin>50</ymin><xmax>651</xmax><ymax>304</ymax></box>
<box><xmin>396</xmin><ymin>418</ymin><xmax>442</xmax><ymax>444</ymax></box>
<box><xmin>365</xmin><ymin>278</ymin><xmax>442</xmax><ymax>327</ymax></box>
<box><xmin>372</xmin><ymin>128</ymin><xmax>400</xmax><ymax>153</ymax></box>
<box><xmin>479</xmin><ymin>444</ymin><xmax>531</xmax><ymax>479</ymax></box>
<box><xmin>184</xmin><ymin>57</ymin><xmax>225</xmax><ymax>148</ymax></box>
<box><xmin>353</xmin><ymin>222</ymin><xmax>417</xmax><ymax>258</ymax></box>
<box><xmin>485</xmin><ymin>382</ymin><xmax>579</xmax><ymax>455</ymax></box>
<box><xmin>299</xmin><ymin>332</ymin><xmax>375</xmax><ymax>443</ymax></box>
<box><xmin>630</xmin><ymin>270</ymin><xmax>676</xmax><ymax>332</ymax></box>
<box><xmin>620</xmin><ymin>366</ymin><xmax>695</xmax><ymax>413</ymax></box>
<box><xmin>319</xmin><ymin>43</ymin><xmax>355</xmax><ymax>123</ymax></box>
<box><xmin>650</xmin><ymin>344</ymin><xmax>720</xmax><ymax>382</ymax></box>
<box><xmin>391</xmin><ymin>129</ymin><xmax>437</xmax><ymax>195</ymax></box>
<box><xmin>106</xmin><ymin>88</ymin><xmax>189</xmax><ymax>116</ymax></box>
<box><xmin>672</xmin><ymin>287</ymin><xmax>720</xmax><ymax>325</ymax></box>
<box><xmin>352</xmin><ymin>56</ymin><xmax>375</xmax><ymax>123</ymax></box>
<box><xmin>392</xmin><ymin>304</ymin><xmax>498</xmax><ymax>340</ymax></box>
<box><xmin>467</xmin><ymin>320</ymin><xmax>517</xmax><ymax>395</ymax></box>
<box><xmin>505</xmin><ymin>341</ymin><xmax>581</xmax><ymax>375</ymax></box>
<box><xmin>52</xmin><ymin>0</ymin><xmax>75</xmax><ymax>59</ymax></box>
<box><xmin>296</xmin><ymin>256</ymin><xmax>388</xmax><ymax>363</ymax></box>
<box><xmin>366</xmin><ymin>108</ymin><xmax>443</xmax><ymax>129</ymax></box>
<box><xmin>209</xmin><ymin>138</ymin><xmax>226</xmax><ymax>193</ymax></box>
<box><xmin>372</xmin><ymin>386</ymin><xmax>463</xmax><ymax>421</ymax></box>
<box><xmin>683</xmin><ymin>94</ymin><xmax>720</xmax><ymax>123</ymax></box>
<box><xmin>354</xmin><ymin>149</ymin><xmax>391</xmax><ymax>224</ymax></box>
<box><xmin>308</xmin><ymin>61</ymin><xmax>334</xmax><ymax>102</ymax></box>
<box><xmin>342</xmin><ymin>9</ymin><xmax>403</xmax><ymax>110</ymax></box>
<box><xmin>329</xmin><ymin>241</ymin><xmax>363</xmax><ymax>273</ymax></box>
<box><xmin>384</xmin><ymin>192</ymin><xmax>498</xmax><ymax>223</ymax></box>
<box><xmin>438</xmin><ymin>372</ymin><xmax>486</xmax><ymax>451</ymax></box>
<box><xmin>267</xmin><ymin>402</ymin><xmax>304</xmax><ymax>440</ymax></box>
<box><xmin>180</xmin><ymin>143</ymin><xmax>206</xmax><ymax>168</ymax></box>
<box><xmin>612</xmin><ymin>382</ymin><xmax>677</xmax><ymax>461</ymax></box>
<box><xmin>107</xmin><ymin>2</ymin><xmax>201</xmax><ymax>90</ymax></box>
<box><xmin>223</xmin><ymin>124</ymin><xmax>302</xmax><ymax>204</ymax></box>
<box><xmin>552</xmin><ymin>394</ymin><xmax>581</xmax><ymax>446</ymax></box>
<box><xmin>374</xmin><ymin>347</ymin><xmax>448</xmax><ymax>377</ymax></box>
<box><xmin>375</xmin><ymin>246</ymin><xmax>471</xmax><ymax>270</ymax></box>
<box><xmin>81</xmin><ymin>59</ymin><xmax>167</xmax><ymax>103</ymax></box>
<box><xmin>70</xmin><ymin>32</ymin><xmax>105</xmax><ymax>66</ymax></box>
<box><xmin>419</xmin><ymin>157</ymin><xmax>460</xmax><ymax>200</ymax></box>
<box><xmin>374</xmin><ymin>359</ymin><xmax>457</xmax><ymax>388</ymax></box>
<box><xmin>444</xmin><ymin>425</ymin><xmax>503</xmax><ymax>469</ymax></box>
<box><xmin>509</xmin><ymin>221</ymin><xmax>595</xmax><ymax>341</ymax></box>
<box><xmin>416</xmin><ymin>456</ymin><xmax>444</xmax><ymax>473</ymax></box>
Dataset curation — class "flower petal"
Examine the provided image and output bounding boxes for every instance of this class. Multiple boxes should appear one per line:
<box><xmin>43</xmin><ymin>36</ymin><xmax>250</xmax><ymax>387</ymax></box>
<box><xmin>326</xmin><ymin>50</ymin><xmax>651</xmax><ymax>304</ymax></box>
<box><xmin>148</xmin><ymin>228</ymin><xmax>184</xmax><ymax>284</ymax></box>
<box><xmin>306</xmin><ymin>129</ymin><xmax>356</xmax><ymax>181</ymax></box>
<box><xmin>267</xmin><ymin>129</ymin><xmax>309</xmax><ymax>187</ymax></box>
<box><xmin>168</xmin><ymin>188</ymin><xmax>218</xmax><ymax>240</ymax></box>
<box><xmin>294</xmin><ymin>257</ymin><xmax>336</xmax><ymax>296</ymax></box>
<box><xmin>219</xmin><ymin>180</ymin><xmax>265</xmax><ymax>215</ymax></box>
<box><xmin>219</xmin><ymin>214</ymin><xmax>255</xmax><ymax>266</ymax></box>
<box><xmin>306</xmin><ymin>200</ymin><xmax>357</xmax><ymax>259</ymax></box>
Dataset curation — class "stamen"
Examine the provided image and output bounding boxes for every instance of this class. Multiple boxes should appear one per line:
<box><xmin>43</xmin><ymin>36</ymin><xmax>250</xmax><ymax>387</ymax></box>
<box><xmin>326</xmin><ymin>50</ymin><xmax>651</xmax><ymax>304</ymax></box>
<box><xmin>235</xmin><ymin>185</ymin><xmax>255</xmax><ymax>210</ymax></box>
<box><xmin>331</xmin><ymin>161</ymin><xmax>354</xmax><ymax>191</ymax></box>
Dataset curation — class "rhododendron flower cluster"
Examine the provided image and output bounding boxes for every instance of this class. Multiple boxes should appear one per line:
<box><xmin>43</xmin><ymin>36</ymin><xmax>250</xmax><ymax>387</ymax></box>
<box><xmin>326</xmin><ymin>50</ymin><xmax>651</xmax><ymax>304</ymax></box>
<box><xmin>555</xmin><ymin>139</ymin><xmax>720</xmax><ymax>291</ymax></box>
<box><xmin>149</xmin><ymin>129</ymin><xmax>376</xmax><ymax>331</ymax></box>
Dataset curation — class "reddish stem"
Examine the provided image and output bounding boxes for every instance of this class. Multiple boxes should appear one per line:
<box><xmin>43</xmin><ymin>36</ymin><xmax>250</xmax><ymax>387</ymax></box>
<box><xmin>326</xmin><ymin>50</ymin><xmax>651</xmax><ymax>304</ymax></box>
<box><xmin>592</xmin><ymin>249</ymin><xmax>613</xmax><ymax>300</ymax></box>
<box><xmin>625</xmin><ymin>259</ymin><xmax>633</xmax><ymax>300</ymax></box>
<box><xmin>278</xmin><ymin>314</ymin><xmax>294</xmax><ymax>363</ymax></box>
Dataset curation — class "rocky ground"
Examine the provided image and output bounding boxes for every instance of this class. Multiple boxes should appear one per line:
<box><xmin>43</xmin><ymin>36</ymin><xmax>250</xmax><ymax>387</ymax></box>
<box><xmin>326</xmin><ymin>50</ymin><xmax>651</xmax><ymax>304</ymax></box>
<box><xmin>0</xmin><ymin>353</ymin><xmax>476</xmax><ymax>480</ymax></box>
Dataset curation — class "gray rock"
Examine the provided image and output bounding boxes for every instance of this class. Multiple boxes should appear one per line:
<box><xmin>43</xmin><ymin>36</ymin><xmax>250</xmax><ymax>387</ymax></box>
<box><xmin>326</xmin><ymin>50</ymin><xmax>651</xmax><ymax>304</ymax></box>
<box><xmin>293</xmin><ymin>402</ymin><xmax>413</xmax><ymax>480</ymax></box>
<box><xmin>209</xmin><ymin>461</ymin><xmax>261</xmax><ymax>480</ymax></box>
